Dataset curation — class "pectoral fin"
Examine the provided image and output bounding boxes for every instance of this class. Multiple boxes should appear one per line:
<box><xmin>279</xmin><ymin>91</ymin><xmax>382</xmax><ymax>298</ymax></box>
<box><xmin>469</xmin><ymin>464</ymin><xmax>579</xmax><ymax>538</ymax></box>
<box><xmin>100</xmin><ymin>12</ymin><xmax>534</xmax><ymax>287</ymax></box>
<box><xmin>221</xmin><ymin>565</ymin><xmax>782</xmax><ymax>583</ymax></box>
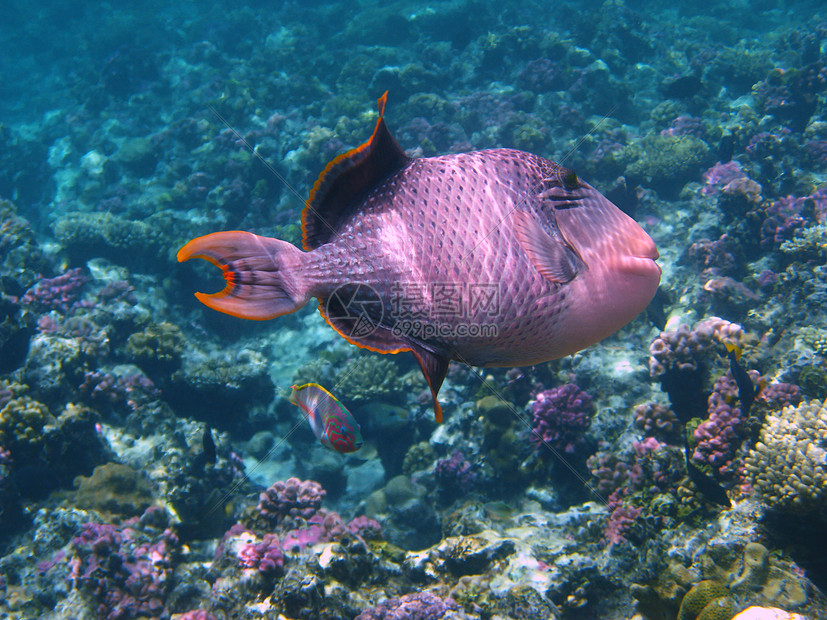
<box><xmin>512</xmin><ymin>209</ymin><xmax>581</xmax><ymax>283</ymax></box>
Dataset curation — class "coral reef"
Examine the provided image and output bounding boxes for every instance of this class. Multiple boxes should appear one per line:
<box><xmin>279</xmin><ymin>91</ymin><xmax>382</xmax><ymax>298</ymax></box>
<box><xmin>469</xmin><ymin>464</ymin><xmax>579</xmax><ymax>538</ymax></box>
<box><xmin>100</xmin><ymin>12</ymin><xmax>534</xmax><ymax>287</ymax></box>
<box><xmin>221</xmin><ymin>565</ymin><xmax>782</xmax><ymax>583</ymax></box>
<box><xmin>746</xmin><ymin>399</ymin><xmax>827</xmax><ymax>514</ymax></box>
<box><xmin>622</xmin><ymin>134</ymin><xmax>713</xmax><ymax>196</ymax></box>
<box><xmin>337</xmin><ymin>356</ymin><xmax>402</xmax><ymax>404</ymax></box>
<box><xmin>126</xmin><ymin>321</ymin><xmax>186</xmax><ymax>373</ymax></box>
<box><xmin>257</xmin><ymin>477</ymin><xmax>326</xmax><ymax>527</ymax></box>
<box><xmin>2</xmin><ymin>3</ymin><xmax>827</xmax><ymax>620</ymax></box>
<box><xmin>355</xmin><ymin>590</ymin><xmax>464</xmax><ymax>620</ymax></box>
<box><xmin>70</xmin><ymin>510</ymin><xmax>178</xmax><ymax>620</ymax></box>
<box><xmin>530</xmin><ymin>384</ymin><xmax>594</xmax><ymax>455</ymax></box>
<box><xmin>53</xmin><ymin>211</ymin><xmax>171</xmax><ymax>267</ymax></box>
<box><xmin>434</xmin><ymin>450</ymin><xmax>479</xmax><ymax>503</ymax></box>
<box><xmin>73</xmin><ymin>462</ymin><xmax>156</xmax><ymax>519</ymax></box>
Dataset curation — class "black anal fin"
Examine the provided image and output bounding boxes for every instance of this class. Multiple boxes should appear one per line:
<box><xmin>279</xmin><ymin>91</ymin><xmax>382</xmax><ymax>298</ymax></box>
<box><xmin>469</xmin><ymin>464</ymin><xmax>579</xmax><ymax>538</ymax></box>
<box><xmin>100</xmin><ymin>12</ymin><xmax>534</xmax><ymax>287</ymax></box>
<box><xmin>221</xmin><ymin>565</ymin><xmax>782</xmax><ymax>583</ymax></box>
<box><xmin>410</xmin><ymin>345</ymin><xmax>450</xmax><ymax>423</ymax></box>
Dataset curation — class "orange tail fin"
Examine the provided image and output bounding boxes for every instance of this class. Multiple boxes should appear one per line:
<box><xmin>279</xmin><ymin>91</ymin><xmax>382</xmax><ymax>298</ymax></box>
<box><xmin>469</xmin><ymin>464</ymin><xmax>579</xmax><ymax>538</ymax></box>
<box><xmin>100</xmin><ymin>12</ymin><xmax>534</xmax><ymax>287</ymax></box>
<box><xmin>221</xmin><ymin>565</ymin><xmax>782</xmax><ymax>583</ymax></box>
<box><xmin>177</xmin><ymin>231</ymin><xmax>308</xmax><ymax>320</ymax></box>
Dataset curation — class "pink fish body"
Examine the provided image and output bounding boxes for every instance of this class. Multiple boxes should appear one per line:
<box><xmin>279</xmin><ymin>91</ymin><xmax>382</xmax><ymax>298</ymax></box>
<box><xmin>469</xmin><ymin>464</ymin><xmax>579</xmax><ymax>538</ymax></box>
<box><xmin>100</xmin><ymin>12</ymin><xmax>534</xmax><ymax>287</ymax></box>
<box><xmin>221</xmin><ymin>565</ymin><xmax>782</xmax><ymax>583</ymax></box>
<box><xmin>178</xmin><ymin>93</ymin><xmax>660</xmax><ymax>422</ymax></box>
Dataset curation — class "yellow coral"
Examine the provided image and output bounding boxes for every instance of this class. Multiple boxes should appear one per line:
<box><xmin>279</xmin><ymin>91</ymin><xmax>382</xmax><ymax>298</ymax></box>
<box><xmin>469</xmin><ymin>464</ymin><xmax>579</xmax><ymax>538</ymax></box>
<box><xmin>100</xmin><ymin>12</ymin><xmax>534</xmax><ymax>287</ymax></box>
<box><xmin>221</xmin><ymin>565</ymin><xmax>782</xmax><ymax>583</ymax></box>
<box><xmin>678</xmin><ymin>580</ymin><xmax>729</xmax><ymax>620</ymax></box>
<box><xmin>0</xmin><ymin>396</ymin><xmax>55</xmax><ymax>452</ymax></box>
<box><xmin>126</xmin><ymin>321</ymin><xmax>185</xmax><ymax>371</ymax></box>
<box><xmin>745</xmin><ymin>399</ymin><xmax>827</xmax><ymax>513</ymax></box>
<box><xmin>696</xmin><ymin>597</ymin><xmax>737</xmax><ymax>620</ymax></box>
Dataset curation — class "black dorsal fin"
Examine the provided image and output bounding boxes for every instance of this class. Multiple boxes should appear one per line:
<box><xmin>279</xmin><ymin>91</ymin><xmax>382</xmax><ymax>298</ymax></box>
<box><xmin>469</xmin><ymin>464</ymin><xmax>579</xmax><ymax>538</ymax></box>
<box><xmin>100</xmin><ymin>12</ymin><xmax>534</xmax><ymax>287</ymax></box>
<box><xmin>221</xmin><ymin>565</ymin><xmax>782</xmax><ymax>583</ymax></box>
<box><xmin>301</xmin><ymin>92</ymin><xmax>412</xmax><ymax>250</ymax></box>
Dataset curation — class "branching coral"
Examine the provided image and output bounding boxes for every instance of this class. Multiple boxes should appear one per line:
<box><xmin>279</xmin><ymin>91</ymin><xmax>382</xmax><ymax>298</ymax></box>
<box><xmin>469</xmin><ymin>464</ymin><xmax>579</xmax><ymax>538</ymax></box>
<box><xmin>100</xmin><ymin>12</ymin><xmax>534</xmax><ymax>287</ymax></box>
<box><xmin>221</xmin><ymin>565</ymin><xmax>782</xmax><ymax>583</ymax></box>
<box><xmin>530</xmin><ymin>383</ymin><xmax>594</xmax><ymax>455</ymax></box>
<box><xmin>745</xmin><ymin>399</ymin><xmax>827</xmax><ymax>513</ymax></box>
<box><xmin>257</xmin><ymin>477</ymin><xmax>326</xmax><ymax>527</ymax></box>
<box><xmin>649</xmin><ymin>317</ymin><xmax>743</xmax><ymax>379</ymax></box>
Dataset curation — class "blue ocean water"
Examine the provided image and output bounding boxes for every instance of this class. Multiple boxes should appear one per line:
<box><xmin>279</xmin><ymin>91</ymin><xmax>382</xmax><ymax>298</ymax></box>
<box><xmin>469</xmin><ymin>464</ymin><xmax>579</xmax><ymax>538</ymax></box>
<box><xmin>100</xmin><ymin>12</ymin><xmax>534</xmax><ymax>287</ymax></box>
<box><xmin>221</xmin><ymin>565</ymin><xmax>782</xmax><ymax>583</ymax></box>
<box><xmin>1</xmin><ymin>1</ymin><xmax>826</xmax><ymax>618</ymax></box>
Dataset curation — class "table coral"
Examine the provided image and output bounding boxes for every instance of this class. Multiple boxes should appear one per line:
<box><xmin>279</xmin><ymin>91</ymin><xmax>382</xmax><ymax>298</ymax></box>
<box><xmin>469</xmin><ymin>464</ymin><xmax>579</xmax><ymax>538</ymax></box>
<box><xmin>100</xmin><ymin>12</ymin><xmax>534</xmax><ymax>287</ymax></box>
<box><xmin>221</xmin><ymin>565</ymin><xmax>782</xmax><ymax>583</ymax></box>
<box><xmin>745</xmin><ymin>399</ymin><xmax>827</xmax><ymax>514</ymax></box>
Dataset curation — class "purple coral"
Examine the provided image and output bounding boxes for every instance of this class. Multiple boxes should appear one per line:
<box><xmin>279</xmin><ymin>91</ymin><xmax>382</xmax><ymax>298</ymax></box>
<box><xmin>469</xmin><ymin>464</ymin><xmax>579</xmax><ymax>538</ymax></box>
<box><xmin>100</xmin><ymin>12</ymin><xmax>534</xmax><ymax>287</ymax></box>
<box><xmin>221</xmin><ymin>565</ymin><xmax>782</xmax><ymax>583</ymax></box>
<box><xmin>530</xmin><ymin>384</ymin><xmax>594</xmax><ymax>454</ymax></box>
<box><xmin>434</xmin><ymin>450</ymin><xmax>478</xmax><ymax>499</ymax></box>
<box><xmin>758</xmin><ymin>382</ymin><xmax>801</xmax><ymax>409</ymax></box>
<box><xmin>761</xmin><ymin>194</ymin><xmax>809</xmax><ymax>250</ymax></box>
<box><xmin>516</xmin><ymin>58</ymin><xmax>566</xmax><ymax>93</ymax></box>
<box><xmin>701</xmin><ymin>160</ymin><xmax>747</xmax><ymax>196</ymax></box>
<box><xmin>347</xmin><ymin>515</ymin><xmax>383</xmax><ymax>541</ymax></box>
<box><xmin>687</xmin><ymin>234</ymin><xmax>743</xmax><ymax>277</ymax></box>
<box><xmin>660</xmin><ymin>115</ymin><xmax>703</xmax><ymax>138</ymax></box>
<box><xmin>281</xmin><ymin>509</ymin><xmax>348</xmax><ymax>552</ymax></box>
<box><xmin>237</xmin><ymin>532</ymin><xmax>284</xmax><ymax>573</ymax></box>
<box><xmin>355</xmin><ymin>590</ymin><xmax>460</xmax><ymax>620</ymax></box>
<box><xmin>604</xmin><ymin>503</ymin><xmax>643</xmax><ymax>545</ymax></box>
<box><xmin>175</xmin><ymin>612</ymin><xmax>217</xmax><ymax>620</ymax></box>
<box><xmin>79</xmin><ymin>369</ymin><xmax>160</xmax><ymax>414</ymax></box>
<box><xmin>70</xmin><ymin>516</ymin><xmax>178</xmax><ymax>620</ymax></box>
<box><xmin>633</xmin><ymin>402</ymin><xmax>680</xmax><ymax>441</ymax></box>
<box><xmin>20</xmin><ymin>268</ymin><xmax>89</xmax><ymax>314</ymax></box>
<box><xmin>761</xmin><ymin>188</ymin><xmax>827</xmax><ymax>249</ymax></box>
<box><xmin>257</xmin><ymin>477</ymin><xmax>326</xmax><ymax>526</ymax></box>
<box><xmin>648</xmin><ymin>317</ymin><xmax>743</xmax><ymax>379</ymax></box>
<box><xmin>588</xmin><ymin>438</ymin><xmax>678</xmax><ymax>500</ymax></box>
<box><xmin>692</xmin><ymin>372</ymin><xmax>759</xmax><ymax>478</ymax></box>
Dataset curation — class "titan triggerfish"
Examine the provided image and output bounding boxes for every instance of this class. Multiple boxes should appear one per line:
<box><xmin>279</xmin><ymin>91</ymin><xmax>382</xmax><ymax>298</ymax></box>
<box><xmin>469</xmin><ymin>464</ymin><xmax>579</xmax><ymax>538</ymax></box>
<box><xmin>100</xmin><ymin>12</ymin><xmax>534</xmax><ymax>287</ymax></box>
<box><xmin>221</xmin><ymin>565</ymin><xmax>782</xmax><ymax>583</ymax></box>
<box><xmin>178</xmin><ymin>93</ymin><xmax>661</xmax><ymax>422</ymax></box>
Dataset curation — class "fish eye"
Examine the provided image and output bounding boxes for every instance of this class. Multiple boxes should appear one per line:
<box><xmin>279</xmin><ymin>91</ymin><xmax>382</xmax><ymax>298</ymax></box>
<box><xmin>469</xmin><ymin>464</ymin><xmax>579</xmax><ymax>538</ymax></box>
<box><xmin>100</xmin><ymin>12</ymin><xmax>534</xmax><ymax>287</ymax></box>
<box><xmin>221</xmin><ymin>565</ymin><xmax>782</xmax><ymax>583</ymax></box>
<box><xmin>562</xmin><ymin>169</ymin><xmax>579</xmax><ymax>190</ymax></box>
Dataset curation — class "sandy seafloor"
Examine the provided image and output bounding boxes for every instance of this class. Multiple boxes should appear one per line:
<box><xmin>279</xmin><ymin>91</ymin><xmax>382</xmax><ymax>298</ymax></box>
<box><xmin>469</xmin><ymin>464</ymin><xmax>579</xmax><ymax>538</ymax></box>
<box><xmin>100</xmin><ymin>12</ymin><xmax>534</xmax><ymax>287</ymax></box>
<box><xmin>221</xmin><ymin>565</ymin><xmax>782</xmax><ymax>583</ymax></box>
<box><xmin>1</xmin><ymin>0</ymin><xmax>827</xmax><ymax>618</ymax></box>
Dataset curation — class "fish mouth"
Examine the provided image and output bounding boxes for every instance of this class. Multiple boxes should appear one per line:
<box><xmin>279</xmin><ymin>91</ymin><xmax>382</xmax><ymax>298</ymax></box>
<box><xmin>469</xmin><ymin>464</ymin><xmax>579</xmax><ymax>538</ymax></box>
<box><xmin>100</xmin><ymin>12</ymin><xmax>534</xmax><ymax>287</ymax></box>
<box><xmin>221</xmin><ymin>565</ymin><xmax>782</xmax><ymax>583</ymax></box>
<box><xmin>622</xmin><ymin>255</ymin><xmax>662</xmax><ymax>279</ymax></box>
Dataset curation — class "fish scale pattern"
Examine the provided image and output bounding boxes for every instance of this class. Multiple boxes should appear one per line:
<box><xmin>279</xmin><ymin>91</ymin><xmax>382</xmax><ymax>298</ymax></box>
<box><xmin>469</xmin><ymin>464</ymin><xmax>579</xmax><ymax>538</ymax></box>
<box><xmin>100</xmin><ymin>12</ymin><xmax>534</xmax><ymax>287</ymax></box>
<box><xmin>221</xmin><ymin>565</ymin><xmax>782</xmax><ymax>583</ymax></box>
<box><xmin>306</xmin><ymin>148</ymin><xmax>658</xmax><ymax>367</ymax></box>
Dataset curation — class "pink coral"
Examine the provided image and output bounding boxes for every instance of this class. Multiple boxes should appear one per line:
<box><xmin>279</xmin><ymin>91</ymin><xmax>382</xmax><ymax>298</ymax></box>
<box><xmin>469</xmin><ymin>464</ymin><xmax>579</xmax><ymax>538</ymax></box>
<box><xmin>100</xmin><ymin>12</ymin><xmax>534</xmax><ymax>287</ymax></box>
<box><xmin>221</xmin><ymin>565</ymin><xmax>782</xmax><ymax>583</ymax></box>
<box><xmin>633</xmin><ymin>402</ymin><xmax>680</xmax><ymax>441</ymax></box>
<box><xmin>604</xmin><ymin>503</ymin><xmax>643</xmax><ymax>545</ymax></box>
<box><xmin>692</xmin><ymin>371</ymin><xmax>761</xmax><ymax>479</ymax></box>
<box><xmin>347</xmin><ymin>515</ymin><xmax>383</xmax><ymax>540</ymax></box>
<box><xmin>71</xmin><ymin>514</ymin><xmax>178</xmax><ymax>620</ymax></box>
<box><xmin>701</xmin><ymin>160</ymin><xmax>746</xmax><ymax>196</ymax></box>
<box><xmin>355</xmin><ymin>590</ymin><xmax>460</xmax><ymax>620</ymax></box>
<box><xmin>281</xmin><ymin>509</ymin><xmax>347</xmax><ymax>551</ymax></box>
<box><xmin>21</xmin><ymin>268</ymin><xmax>89</xmax><ymax>314</ymax></box>
<box><xmin>648</xmin><ymin>317</ymin><xmax>743</xmax><ymax>378</ymax></box>
<box><xmin>257</xmin><ymin>477</ymin><xmax>326</xmax><ymax>526</ymax></box>
<box><xmin>237</xmin><ymin>532</ymin><xmax>283</xmax><ymax>573</ymax></box>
